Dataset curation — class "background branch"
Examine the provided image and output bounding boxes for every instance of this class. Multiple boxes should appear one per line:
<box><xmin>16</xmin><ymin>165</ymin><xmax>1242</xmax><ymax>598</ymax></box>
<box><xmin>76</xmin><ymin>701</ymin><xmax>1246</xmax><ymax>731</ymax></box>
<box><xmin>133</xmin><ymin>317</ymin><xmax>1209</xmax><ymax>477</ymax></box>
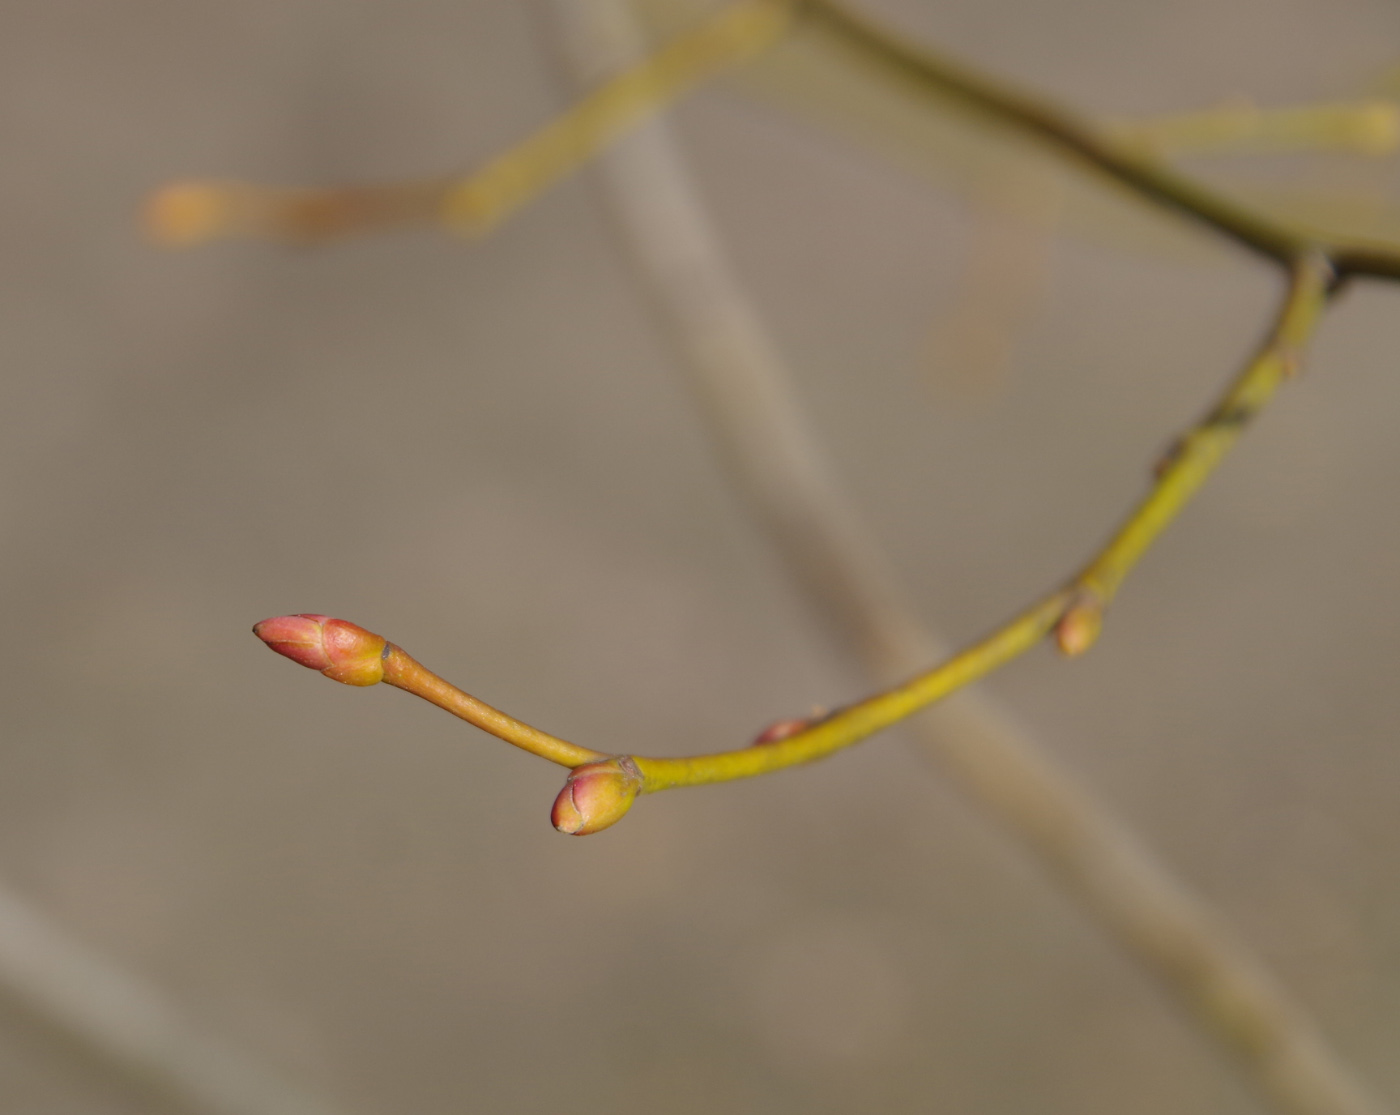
<box><xmin>801</xmin><ymin>0</ymin><xmax>1400</xmax><ymax>280</ymax></box>
<box><xmin>0</xmin><ymin>880</ymin><xmax>345</xmax><ymax>1115</ymax></box>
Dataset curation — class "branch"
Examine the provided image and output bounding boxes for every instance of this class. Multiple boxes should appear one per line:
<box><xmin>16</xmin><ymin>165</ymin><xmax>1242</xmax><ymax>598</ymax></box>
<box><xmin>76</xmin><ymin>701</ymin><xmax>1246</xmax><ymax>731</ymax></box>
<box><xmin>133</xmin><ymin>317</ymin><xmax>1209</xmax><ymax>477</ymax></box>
<box><xmin>237</xmin><ymin>1</ymin><xmax>1354</xmax><ymax>823</ymax></box>
<box><xmin>144</xmin><ymin>0</ymin><xmax>796</xmax><ymax>247</ymax></box>
<box><xmin>244</xmin><ymin>16</ymin><xmax>1386</xmax><ymax>1113</ymax></box>
<box><xmin>257</xmin><ymin>253</ymin><xmax>1333</xmax><ymax>803</ymax></box>
<box><xmin>0</xmin><ymin>881</ymin><xmax>346</xmax><ymax>1115</ymax></box>
<box><xmin>801</xmin><ymin>0</ymin><xmax>1400</xmax><ymax>281</ymax></box>
<box><xmin>223</xmin><ymin>6</ymin><xmax>1393</xmax><ymax>1113</ymax></box>
<box><xmin>533</xmin><ymin>12</ymin><xmax>1391</xmax><ymax>1115</ymax></box>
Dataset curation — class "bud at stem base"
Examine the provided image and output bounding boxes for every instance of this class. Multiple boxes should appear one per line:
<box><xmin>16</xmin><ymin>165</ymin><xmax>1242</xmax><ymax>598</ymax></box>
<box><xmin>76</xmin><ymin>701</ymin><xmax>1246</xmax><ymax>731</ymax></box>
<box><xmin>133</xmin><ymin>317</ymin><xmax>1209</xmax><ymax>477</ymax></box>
<box><xmin>551</xmin><ymin>757</ymin><xmax>643</xmax><ymax>836</ymax></box>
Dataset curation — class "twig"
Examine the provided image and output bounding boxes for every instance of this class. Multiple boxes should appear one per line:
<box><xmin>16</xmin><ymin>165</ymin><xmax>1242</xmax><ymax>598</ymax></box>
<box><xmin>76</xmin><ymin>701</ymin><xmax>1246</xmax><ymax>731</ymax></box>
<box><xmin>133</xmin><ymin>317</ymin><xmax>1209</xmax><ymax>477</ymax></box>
<box><xmin>242</xmin><ymin>4</ymin><xmax>1355</xmax><ymax>815</ymax></box>
<box><xmin>532</xmin><ymin>7</ymin><xmax>1388</xmax><ymax>1115</ymax></box>
<box><xmin>0</xmin><ymin>880</ymin><xmax>346</xmax><ymax>1115</ymax></box>
<box><xmin>801</xmin><ymin>0</ymin><xmax>1400</xmax><ymax>282</ymax></box>
<box><xmin>458</xmin><ymin>258</ymin><xmax>1323</xmax><ymax>794</ymax></box>
<box><xmin>144</xmin><ymin>0</ymin><xmax>797</xmax><ymax>247</ymax></box>
<box><xmin>187</xmin><ymin>4</ymin><xmax>1398</xmax><ymax>1111</ymax></box>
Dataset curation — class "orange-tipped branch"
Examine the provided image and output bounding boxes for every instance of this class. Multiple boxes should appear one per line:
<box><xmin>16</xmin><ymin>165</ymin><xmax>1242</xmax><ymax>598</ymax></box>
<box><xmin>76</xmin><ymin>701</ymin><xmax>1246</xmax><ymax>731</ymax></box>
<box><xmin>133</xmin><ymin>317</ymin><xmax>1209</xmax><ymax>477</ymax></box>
<box><xmin>252</xmin><ymin>255</ymin><xmax>1330</xmax><ymax>823</ymax></box>
<box><xmin>252</xmin><ymin>253</ymin><xmax>1330</xmax><ymax>825</ymax></box>
<box><xmin>147</xmin><ymin>0</ymin><xmax>796</xmax><ymax>247</ymax></box>
<box><xmin>253</xmin><ymin>614</ymin><xmax>602</xmax><ymax>768</ymax></box>
<box><xmin>145</xmin><ymin>180</ymin><xmax>453</xmax><ymax>247</ymax></box>
<box><xmin>380</xmin><ymin>648</ymin><xmax>604</xmax><ymax>769</ymax></box>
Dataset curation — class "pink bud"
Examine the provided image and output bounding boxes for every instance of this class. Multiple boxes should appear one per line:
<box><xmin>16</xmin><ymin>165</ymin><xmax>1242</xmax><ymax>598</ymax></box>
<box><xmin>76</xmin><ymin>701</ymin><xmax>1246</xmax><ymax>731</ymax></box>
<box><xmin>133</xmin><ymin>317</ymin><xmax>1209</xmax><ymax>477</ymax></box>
<box><xmin>253</xmin><ymin>614</ymin><xmax>389</xmax><ymax>686</ymax></box>
<box><xmin>551</xmin><ymin>757</ymin><xmax>643</xmax><ymax>836</ymax></box>
<box><xmin>751</xmin><ymin>717</ymin><xmax>812</xmax><ymax>745</ymax></box>
<box><xmin>1054</xmin><ymin>595</ymin><xmax>1103</xmax><ymax>658</ymax></box>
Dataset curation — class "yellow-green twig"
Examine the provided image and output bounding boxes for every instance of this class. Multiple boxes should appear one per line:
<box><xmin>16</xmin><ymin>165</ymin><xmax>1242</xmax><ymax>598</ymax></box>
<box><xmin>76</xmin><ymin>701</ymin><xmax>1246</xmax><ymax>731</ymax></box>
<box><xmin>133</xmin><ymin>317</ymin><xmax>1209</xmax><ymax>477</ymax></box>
<box><xmin>631</xmin><ymin>591</ymin><xmax>1070</xmax><ymax>788</ymax></box>
<box><xmin>622</xmin><ymin>254</ymin><xmax>1332</xmax><ymax>792</ymax></box>
<box><xmin>541</xmin><ymin>8</ymin><xmax>1387</xmax><ymax>1114</ymax></box>
<box><xmin>301</xmin><ymin>256</ymin><xmax>1330</xmax><ymax>797</ymax></box>
<box><xmin>802</xmin><ymin>0</ymin><xmax>1400</xmax><ymax>281</ymax></box>
<box><xmin>146</xmin><ymin>0</ymin><xmax>796</xmax><ymax>246</ymax></box>
<box><xmin>1061</xmin><ymin>251</ymin><xmax>1334</xmax><ymax>635</ymax></box>
<box><xmin>238</xmin><ymin>4</ymin><xmax>1344</xmax><ymax>794</ymax></box>
<box><xmin>442</xmin><ymin>0</ymin><xmax>796</xmax><ymax>233</ymax></box>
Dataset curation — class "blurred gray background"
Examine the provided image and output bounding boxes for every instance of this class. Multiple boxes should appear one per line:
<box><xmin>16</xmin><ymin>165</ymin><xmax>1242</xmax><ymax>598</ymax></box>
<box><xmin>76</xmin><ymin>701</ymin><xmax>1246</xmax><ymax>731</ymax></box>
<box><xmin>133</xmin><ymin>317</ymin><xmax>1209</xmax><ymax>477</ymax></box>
<box><xmin>1</xmin><ymin>0</ymin><xmax>1398</xmax><ymax>1112</ymax></box>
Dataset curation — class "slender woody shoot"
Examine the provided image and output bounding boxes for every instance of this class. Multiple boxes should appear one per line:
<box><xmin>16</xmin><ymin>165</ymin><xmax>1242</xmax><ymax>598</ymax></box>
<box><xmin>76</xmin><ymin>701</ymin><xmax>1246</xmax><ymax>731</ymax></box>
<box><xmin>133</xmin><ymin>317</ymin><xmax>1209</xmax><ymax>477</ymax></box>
<box><xmin>252</xmin><ymin>252</ymin><xmax>1333</xmax><ymax>836</ymax></box>
<box><xmin>234</xmin><ymin>1</ymin><xmax>1388</xmax><ymax>837</ymax></box>
<box><xmin>165</xmin><ymin>5</ymin><xmax>1400</xmax><ymax>1113</ymax></box>
<box><xmin>145</xmin><ymin>0</ymin><xmax>796</xmax><ymax>246</ymax></box>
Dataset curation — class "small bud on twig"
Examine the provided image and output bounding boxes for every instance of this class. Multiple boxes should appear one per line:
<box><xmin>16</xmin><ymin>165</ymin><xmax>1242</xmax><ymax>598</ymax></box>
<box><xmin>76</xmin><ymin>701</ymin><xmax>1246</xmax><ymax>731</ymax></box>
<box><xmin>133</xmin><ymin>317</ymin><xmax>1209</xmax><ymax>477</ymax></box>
<box><xmin>750</xmin><ymin>706</ymin><xmax>830</xmax><ymax>745</ymax></box>
<box><xmin>751</xmin><ymin>717</ymin><xmax>812</xmax><ymax>745</ymax></box>
<box><xmin>551</xmin><ymin>757</ymin><xmax>643</xmax><ymax>836</ymax></box>
<box><xmin>253</xmin><ymin>614</ymin><xmax>389</xmax><ymax>686</ymax></box>
<box><xmin>1054</xmin><ymin>592</ymin><xmax>1103</xmax><ymax>657</ymax></box>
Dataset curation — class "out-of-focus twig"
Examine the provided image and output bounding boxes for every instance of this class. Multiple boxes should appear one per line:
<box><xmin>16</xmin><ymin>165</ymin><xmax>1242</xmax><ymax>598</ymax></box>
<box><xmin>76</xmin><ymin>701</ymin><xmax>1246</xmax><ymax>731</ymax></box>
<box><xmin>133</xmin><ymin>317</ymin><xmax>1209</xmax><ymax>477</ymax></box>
<box><xmin>534</xmin><ymin>5</ymin><xmax>1389</xmax><ymax>1115</ymax></box>
<box><xmin>931</xmin><ymin>94</ymin><xmax>1400</xmax><ymax>398</ymax></box>
<box><xmin>801</xmin><ymin>0</ymin><xmax>1400</xmax><ymax>281</ymax></box>
<box><xmin>0</xmin><ymin>880</ymin><xmax>346</xmax><ymax>1115</ymax></box>
<box><xmin>1106</xmin><ymin>97</ymin><xmax>1400</xmax><ymax>158</ymax></box>
<box><xmin>144</xmin><ymin>0</ymin><xmax>795</xmax><ymax>247</ymax></box>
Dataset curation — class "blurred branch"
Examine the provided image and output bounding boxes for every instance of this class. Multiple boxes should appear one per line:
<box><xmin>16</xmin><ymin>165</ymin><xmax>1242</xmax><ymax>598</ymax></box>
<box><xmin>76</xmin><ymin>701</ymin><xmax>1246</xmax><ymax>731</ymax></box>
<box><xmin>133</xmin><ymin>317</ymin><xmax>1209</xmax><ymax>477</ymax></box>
<box><xmin>532</xmin><ymin>7</ymin><xmax>1389</xmax><ymax>1115</ymax></box>
<box><xmin>934</xmin><ymin>94</ymin><xmax>1399</xmax><ymax>397</ymax></box>
<box><xmin>0</xmin><ymin>881</ymin><xmax>345</xmax><ymax>1115</ymax></box>
<box><xmin>1105</xmin><ymin>97</ymin><xmax>1400</xmax><ymax>158</ymax></box>
<box><xmin>801</xmin><ymin>0</ymin><xmax>1400</xmax><ymax>281</ymax></box>
<box><xmin>144</xmin><ymin>0</ymin><xmax>795</xmax><ymax>247</ymax></box>
<box><xmin>145</xmin><ymin>0</ymin><xmax>1400</xmax><ymax>287</ymax></box>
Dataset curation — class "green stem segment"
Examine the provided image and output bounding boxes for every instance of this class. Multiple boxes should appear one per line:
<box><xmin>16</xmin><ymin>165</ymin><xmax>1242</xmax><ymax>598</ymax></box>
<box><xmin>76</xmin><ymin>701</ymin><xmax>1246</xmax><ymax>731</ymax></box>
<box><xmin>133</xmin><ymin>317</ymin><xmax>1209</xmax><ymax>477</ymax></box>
<box><xmin>1073</xmin><ymin>252</ymin><xmax>1334</xmax><ymax>609</ymax></box>
<box><xmin>367</xmin><ymin>255</ymin><xmax>1331</xmax><ymax>795</ymax></box>
<box><xmin>625</xmin><ymin>255</ymin><xmax>1332</xmax><ymax>791</ymax></box>
<box><xmin>255</xmin><ymin>6</ymin><xmax>1349</xmax><ymax>798</ymax></box>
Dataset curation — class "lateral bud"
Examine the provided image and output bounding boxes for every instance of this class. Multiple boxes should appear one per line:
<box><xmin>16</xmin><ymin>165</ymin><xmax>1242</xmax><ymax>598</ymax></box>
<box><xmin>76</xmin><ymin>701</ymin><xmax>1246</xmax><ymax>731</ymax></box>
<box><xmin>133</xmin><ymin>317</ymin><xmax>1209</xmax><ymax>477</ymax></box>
<box><xmin>253</xmin><ymin>614</ymin><xmax>389</xmax><ymax>686</ymax></box>
<box><xmin>551</xmin><ymin>757</ymin><xmax>643</xmax><ymax>836</ymax></box>
<box><xmin>1054</xmin><ymin>592</ymin><xmax>1104</xmax><ymax>657</ymax></box>
<box><xmin>750</xmin><ymin>706</ymin><xmax>829</xmax><ymax>745</ymax></box>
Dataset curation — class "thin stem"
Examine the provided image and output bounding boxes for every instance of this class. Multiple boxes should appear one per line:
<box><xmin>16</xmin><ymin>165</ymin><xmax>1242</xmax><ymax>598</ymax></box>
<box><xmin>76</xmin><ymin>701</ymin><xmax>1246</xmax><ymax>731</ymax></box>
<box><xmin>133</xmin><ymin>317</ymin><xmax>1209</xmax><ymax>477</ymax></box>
<box><xmin>148</xmin><ymin>0</ymin><xmax>1400</xmax><ymax>289</ymax></box>
<box><xmin>146</xmin><ymin>0</ymin><xmax>797</xmax><ymax>246</ymax></box>
<box><xmin>1067</xmin><ymin>251</ymin><xmax>1334</xmax><ymax>613</ymax></box>
<box><xmin>622</xmin><ymin>252</ymin><xmax>1332</xmax><ymax>789</ymax></box>
<box><xmin>632</xmin><ymin>591</ymin><xmax>1069</xmax><ymax>788</ymax></box>
<box><xmin>382</xmin><ymin>646</ymin><xmax>604</xmax><ymax>768</ymax></box>
<box><xmin>801</xmin><ymin>0</ymin><xmax>1400</xmax><ymax>281</ymax></box>
<box><xmin>540</xmin><ymin>10</ymin><xmax>1391</xmax><ymax>1112</ymax></box>
<box><xmin>0</xmin><ymin>882</ymin><xmax>346</xmax><ymax>1115</ymax></box>
<box><xmin>442</xmin><ymin>0</ymin><xmax>796</xmax><ymax>234</ymax></box>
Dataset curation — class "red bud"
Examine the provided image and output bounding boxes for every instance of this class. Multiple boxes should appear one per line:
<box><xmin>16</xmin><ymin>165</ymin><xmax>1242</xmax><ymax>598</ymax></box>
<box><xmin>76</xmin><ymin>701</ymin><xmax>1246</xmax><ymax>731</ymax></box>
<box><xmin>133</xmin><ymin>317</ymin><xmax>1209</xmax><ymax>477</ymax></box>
<box><xmin>253</xmin><ymin>614</ymin><xmax>389</xmax><ymax>686</ymax></box>
<box><xmin>551</xmin><ymin>757</ymin><xmax>643</xmax><ymax>836</ymax></box>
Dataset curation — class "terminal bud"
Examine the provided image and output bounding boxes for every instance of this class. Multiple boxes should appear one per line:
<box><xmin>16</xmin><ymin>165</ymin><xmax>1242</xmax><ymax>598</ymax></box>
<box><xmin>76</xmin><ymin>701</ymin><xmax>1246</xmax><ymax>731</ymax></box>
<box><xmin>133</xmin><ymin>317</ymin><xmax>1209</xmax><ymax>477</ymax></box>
<box><xmin>253</xmin><ymin>614</ymin><xmax>389</xmax><ymax>686</ymax></box>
